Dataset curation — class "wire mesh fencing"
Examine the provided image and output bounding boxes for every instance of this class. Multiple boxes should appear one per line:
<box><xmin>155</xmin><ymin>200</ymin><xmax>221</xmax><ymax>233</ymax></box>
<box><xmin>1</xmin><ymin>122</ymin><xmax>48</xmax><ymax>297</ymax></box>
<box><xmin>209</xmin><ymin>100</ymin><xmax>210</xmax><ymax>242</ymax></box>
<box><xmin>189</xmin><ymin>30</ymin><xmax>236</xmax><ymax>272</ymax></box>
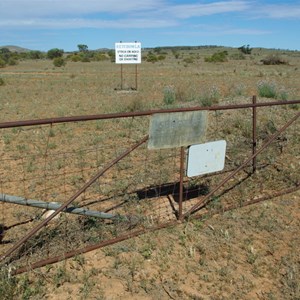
<box><xmin>0</xmin><ymin>98</ymin><xmax>299</xmax><ymax>273</ymax></box>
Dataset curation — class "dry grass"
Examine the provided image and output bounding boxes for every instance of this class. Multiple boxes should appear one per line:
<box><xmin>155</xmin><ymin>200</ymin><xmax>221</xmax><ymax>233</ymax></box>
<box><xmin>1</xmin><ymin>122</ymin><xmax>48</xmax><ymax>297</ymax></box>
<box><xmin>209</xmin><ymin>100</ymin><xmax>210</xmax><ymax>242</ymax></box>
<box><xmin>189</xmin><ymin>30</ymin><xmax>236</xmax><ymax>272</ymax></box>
<box><xmin>0</xmin><ymin>46</ymin><xmax>299</xmax><ymax>299</ymax></box>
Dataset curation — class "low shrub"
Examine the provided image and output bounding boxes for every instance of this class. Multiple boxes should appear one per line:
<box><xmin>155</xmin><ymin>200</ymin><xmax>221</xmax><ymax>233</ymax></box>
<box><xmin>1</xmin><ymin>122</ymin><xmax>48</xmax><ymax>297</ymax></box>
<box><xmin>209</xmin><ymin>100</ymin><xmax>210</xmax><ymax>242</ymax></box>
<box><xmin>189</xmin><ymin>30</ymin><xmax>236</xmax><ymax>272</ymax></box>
<box><xmin>146</xmin><ymin>53</ymin><xmax>158</xmax><ymax>63</ymax></box>
<box><xmin>8</xmin><ymin>58</ymin><xmax>17</xmax><ymax>66</ymax></box>
<box><xmin>70</xmin><ymin>54</ymin><xmax>81</xmax><ymax>62</ymax></box>
<box><xmin>230</xmin><ymin>53</ymin><xmax>246</xmax><ymax>60</ymax></box>
<box><xmin>261</xmin><ymin>54</ymin><xmax>288</xmax><ymax>65</ymax></box>
<box><xmin>0</xmin><ymin>59</ymin><xmax>6</xmax><ymax>68</ymax></box>
<box><xmin>183</xmin><ymin>57</ymin><xmax>194</xmax><ymax>64</ymax></box>
<box><xmin>205</xmin><ymin>51</ymin><xmax>228</xmax><ymax>63</ymax></box>
<box><xmin>163</xmin><ymin>86</ymin><xmax>176</xmax><ymax>105</ymax></box>
<box><xmin>199</xmin><ymin>86</ymin><xmax>220</xmax><ymax>106</ymax></box>
<box><xmin>257</xmin><ymin>81</ymin><xmax>277</xmax><ymax>98</ymax></box>
<box><xmin>0</xmin><ymin>77</ymin><xmax>4</xmax><ymax>86</ymax></box>
<box><xmin>95</xmin><ymin>53</ymin><xmax>109</xmax><ymax>61</ymax></box>
<box><xmin>53</xmin><ymin>57</ymin><xmax>66</xmax><ymax>67</ymax></box>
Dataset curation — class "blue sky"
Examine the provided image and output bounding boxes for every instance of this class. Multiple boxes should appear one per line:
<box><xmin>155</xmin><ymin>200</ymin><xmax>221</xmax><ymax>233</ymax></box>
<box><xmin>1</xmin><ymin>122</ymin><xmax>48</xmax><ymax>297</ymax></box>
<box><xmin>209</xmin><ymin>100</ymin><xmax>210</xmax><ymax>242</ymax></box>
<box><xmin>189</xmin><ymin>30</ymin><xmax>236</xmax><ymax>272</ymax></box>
<box><xmin>0</xmin><ymin>0</ymin><xmax>300</xmax><ymax>51</ymax></box>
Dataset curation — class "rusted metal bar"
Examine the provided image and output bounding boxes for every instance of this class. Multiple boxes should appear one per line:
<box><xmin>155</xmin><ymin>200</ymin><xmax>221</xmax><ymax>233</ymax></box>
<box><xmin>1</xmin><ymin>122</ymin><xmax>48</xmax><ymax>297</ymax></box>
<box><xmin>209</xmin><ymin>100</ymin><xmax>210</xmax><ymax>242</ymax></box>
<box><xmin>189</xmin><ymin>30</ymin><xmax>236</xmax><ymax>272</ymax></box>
<box><xmin>191</xmin><ymin>183</ymin><xmax>300</xmax><ymax>221</ymax></box>
<box><xmin>1</xmin><ymin>99</ymin><xmax>300</xmax><ymax>129</ymax></box>
<box><xmin>252</xmin><ymin>95</ymin><xmax>257</xmax><ymax>173</ymax></box>
<box><xmin>11</xmin><ymin>183</ymin><xmax>299</xmax><ymax>276</ymax></box>
<box><xmin>178</xmin><ymin>147</ymin><xmax>185</xmax><ymax>220</ymax></box>
<box><xmin>11</xmin><ymin>219</ymin><xmax>178</xmax><ymax>276</ymax></box>
<box><xmin>223</xmin><ymin>183</ymin><xmax>300</xmax><ymax>213</ymax></box>
<box><xmin>183</xmin><ymin>111</ymin><xmax>300</xmax><ymax>218</ymax></box>
<box><xmin>0</xmin><ymin>135</ymin><xmax>149</xmax><ymax>262</ymax></box>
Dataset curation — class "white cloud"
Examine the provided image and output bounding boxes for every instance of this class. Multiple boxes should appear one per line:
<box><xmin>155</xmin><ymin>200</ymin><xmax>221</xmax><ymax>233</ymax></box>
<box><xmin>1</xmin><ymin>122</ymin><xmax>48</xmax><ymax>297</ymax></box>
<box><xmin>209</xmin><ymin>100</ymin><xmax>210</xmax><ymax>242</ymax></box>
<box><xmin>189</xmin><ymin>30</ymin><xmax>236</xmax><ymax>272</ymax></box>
<box><xmin>0</xmin><ymin>17</ymin><xmax>177</xmax><ymax>29</ymax></box>
<box><xmin>256</xmin><ymin>4</ymin><xmax>300</xmax><ymax>19</ymax></box>
<box><xmin>1</xmin><ymin>0</ymin><xmax>299</xmax><ymax>31</ymax></box>
<box><xmin>0</xmin><ymin>0</ymin><xmax>251</xmax><ymax>29</ymax></box>
<box><xmin>0</xmin><ymin>0</ymin><xmax>164</xmax><ymax>17</ymax></box>
<box><xmin>164</xmin><ymin>1</ymin><xmax>250</xmax><ymax>19</ymax></box>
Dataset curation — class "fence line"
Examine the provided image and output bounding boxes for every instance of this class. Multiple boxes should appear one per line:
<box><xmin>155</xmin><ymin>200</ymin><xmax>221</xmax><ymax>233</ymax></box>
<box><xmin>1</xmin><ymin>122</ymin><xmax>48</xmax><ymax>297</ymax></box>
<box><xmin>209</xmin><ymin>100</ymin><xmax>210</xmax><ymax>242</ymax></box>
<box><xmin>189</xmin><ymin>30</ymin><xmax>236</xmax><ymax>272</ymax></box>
<box><xmin>0</xmin><ymin>96</ymin><xmax>299</xmax><ymax>274</ymax></box>
<box><xmin>0</xmin><ymin>99</ymin><xmax>299</xmax><ymax>129</ymax></box>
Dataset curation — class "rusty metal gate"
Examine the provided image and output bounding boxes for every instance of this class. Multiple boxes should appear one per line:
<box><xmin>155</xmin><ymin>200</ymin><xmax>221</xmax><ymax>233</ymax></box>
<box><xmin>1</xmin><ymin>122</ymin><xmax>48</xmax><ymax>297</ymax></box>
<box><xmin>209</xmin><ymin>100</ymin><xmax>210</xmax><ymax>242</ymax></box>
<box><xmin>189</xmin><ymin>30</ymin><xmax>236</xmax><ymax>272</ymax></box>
<box><xmin>0</xmin><ymin>97</ymin><xmax>299</xmax><ymax>275</ymax></box>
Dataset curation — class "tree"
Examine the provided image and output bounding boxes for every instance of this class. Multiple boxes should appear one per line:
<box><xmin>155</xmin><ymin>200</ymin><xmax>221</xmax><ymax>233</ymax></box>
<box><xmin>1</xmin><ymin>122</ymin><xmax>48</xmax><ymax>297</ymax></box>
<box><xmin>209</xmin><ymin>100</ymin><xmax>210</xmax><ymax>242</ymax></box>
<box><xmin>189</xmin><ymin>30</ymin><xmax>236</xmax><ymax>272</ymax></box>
<box><xmin>28</xmin><ymin>50</ymin><xmax>44</xmax><ymax>59</ymax></box>
<box><xmin>77</xmin><ymin>44</ymin><xmax>88</xmax><ymax>52</ymax></box>
<box><xmin>0</xmin><ymin>48</ymin><xmax>11</xmax><ymax>63</ymax></box>
<box><xmin>238</xmin><ymin>45</ymin><xmax>252</xmax><ymax>55</ymax></box>
<box><xmin>47</xmin><ymin>48</ymin><xmax>64</xmax><ymax>59</ymax></box>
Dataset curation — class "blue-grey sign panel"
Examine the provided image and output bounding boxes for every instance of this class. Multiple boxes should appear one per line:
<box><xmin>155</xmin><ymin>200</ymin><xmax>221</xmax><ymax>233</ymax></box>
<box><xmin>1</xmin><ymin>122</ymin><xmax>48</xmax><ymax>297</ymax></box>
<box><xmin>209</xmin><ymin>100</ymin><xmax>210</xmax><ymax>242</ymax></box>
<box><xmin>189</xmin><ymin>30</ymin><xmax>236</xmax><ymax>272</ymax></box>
<box><xmin>148</xmin><ymin>111</ymin><xmax>207</xmax><ymax>149</ymax></box>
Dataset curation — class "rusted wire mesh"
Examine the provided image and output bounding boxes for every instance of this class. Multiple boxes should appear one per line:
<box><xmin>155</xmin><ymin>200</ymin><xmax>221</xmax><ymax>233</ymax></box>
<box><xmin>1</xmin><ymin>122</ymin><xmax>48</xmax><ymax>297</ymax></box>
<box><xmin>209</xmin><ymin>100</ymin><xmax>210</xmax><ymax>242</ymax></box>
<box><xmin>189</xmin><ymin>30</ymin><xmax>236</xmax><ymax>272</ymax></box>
<box><xmin>0</xmin><ymin>101</ymin><xmax>299</xmax><ymax>272</ymax></box>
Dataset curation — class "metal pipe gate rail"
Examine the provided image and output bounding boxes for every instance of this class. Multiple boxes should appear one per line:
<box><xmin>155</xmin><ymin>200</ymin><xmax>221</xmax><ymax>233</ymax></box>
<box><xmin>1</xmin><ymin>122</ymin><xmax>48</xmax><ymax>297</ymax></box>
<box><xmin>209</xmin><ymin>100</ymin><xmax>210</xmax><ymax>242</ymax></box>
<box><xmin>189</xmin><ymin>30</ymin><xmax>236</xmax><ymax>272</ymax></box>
<box><xmin>0</xmin><ymin>97</ymin><xmax>299</xmax><ymax>275</ymax></box>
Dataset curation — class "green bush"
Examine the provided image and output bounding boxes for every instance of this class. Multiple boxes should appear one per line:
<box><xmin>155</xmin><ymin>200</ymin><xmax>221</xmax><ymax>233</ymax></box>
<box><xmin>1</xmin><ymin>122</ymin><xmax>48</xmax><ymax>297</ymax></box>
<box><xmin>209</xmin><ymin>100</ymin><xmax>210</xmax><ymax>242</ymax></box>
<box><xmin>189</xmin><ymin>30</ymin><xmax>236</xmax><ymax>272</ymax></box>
<box><xmin>28</xmin><ymin>50</ymin><xmax>44</xmax><ymax>59</ymax></box>
<box><xmin>8</xmin><ymin>58</ymin><xmax>17</xmax><ymax>66</ymax></box>
<box><xmin>47</xmin><ymin>48</ymin><xmax>64</xmax><ymax>59</ymax></box>
<box><xmin>80</xmin><ymin>54</ymin><xmax>91</xmax><ymax>62</ymax></box>
<box><xmin>95</xmin><ymin>53</ymin><xmax>109</xmax><ymax>61</ymax></box>
<box><xmin>0</xmin><ymin>59</ymin><xmax>6</xmax><ymax>68</ymax></box>
<box><xmin>230</xmin><ymin>53</ymin><xmax>246</xmax><ymax>60</ymax></box>
<box><xmin>70</xmin><ymin>54</ymin><xmax>81</xmax><ymax>62</ymax></box>
<box><xmin>257</xmin><ymin>81</ymin><xmax>277</xmax><ymax>98</ymax></box>
<box><xmin>183</xmin><ymin>57</ymin><xmax>194</xmax><ymax>64</ymax></box>
<box><xmin>205</xmin><ymin>51</ymin><xmax>228</xmax><ymax>63</ymax></box>
<box><xmin>172</xmin><ymin>50</ymin><xmax>180</xmax><ymax>59</ymax></box>
<box><xmin>53</xmin><ymin>57</ymin><xmax>66</xmax><ymax>67</ymax></box>
<box><xmin>157</xmin><ymin>54</ymin><xmax>166</xmax><ymax>61</ymax></box>
<box><xmin>0</xmin><ymin>77</ymin><xmax>5</xmax><ymax>86</ymax></box>
<box><xmin>146</xmin><ymin>53</ymin><xmax>158</xmax><ymax>63</ymax></box>
<box><xmin>163</xmin><ymin>86</ymin><xmax>176</xmax><ymax>105</ymax></box>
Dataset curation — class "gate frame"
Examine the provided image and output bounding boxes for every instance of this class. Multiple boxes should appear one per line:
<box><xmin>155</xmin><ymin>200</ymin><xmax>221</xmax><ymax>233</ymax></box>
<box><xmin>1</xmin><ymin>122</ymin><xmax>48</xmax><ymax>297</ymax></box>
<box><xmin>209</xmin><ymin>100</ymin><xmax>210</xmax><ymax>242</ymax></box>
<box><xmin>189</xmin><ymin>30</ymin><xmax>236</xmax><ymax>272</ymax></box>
<box><xmin>0</xmin><ymin>97</ymin><xmax>299</xmax><ymax>274</ymax></box>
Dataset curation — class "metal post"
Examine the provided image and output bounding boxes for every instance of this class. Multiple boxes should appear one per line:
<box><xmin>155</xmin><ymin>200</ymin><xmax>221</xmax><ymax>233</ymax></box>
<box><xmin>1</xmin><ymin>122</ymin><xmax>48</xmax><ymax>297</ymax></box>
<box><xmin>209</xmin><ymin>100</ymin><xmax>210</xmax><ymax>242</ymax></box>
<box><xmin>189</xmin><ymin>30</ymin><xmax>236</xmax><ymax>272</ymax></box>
<box><xmin>252</xmin><ymin>95</ymin><xmax>257</xmax><ymax>173</ymax></box>
<box><xmin>121</xmin><ymin>64</ymin><xmax>123</xmax><ymax>90</ymax></box>
<box><xmin>183</xmin><ymin>111</ymin><xmax>300</xmax><ymax>218</ymax></box>
<box><xmin>178</xmin><ymin>147</ymin><xmax>185</xmax><ymax>220</ymax></box>
<box><xmin>135</xmin><ymin>64</ymin><xmax>138</xmax><ymax>90</ymax></box>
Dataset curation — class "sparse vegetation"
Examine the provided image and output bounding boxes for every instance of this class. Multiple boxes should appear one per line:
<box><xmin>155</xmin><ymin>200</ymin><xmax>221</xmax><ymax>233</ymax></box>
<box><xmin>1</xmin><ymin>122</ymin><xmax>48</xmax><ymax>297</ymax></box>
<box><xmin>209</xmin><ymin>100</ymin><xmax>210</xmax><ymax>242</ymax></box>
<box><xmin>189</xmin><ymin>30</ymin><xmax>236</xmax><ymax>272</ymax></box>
<box><xmin>257</xmin><ymin>80</ymin><xmax>277</xmax><ymax>98</ymax></box>
<box><xmin>0</xmin><ymin>45</ymin><xmax>299</xmax><ymax>300</ymax></box>
<box><xmin>163</xmin><ymin>86</ymin><xmax>176</xmax><ymax>105</ymax></box>
<box><xmin>205</xmin><ymin>50</ymin><xmax>228</xmax><ymax>62</ymax></box>
<box><xmin>261</xmin><ymin>54</ymin><xmax>288</xmax><ymax>65</ymax></box>
<box><xmin>53</xmin><ymin>57</ymin><xmax>66</xmax><ymax>67</ymax></box>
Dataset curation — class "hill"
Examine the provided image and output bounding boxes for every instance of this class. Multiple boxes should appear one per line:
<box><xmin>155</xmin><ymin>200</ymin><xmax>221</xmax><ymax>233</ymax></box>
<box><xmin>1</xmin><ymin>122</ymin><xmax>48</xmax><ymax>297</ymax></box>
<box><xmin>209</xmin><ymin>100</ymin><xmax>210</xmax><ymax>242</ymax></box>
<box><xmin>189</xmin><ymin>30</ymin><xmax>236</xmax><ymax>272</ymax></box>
<box><xmin>0</xmin><ymin>45</ymin><xmax>31</xmax><ymax>53</ymax></box>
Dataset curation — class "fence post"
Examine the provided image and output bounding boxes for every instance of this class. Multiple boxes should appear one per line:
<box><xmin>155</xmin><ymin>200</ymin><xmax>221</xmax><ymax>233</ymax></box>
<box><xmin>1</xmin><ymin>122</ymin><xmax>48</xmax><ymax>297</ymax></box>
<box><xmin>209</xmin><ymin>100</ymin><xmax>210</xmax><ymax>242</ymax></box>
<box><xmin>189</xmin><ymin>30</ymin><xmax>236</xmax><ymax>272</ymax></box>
<box><xmin>178</xmin><ymin>147</ymin><xmax>185</xmax><ymax>220</ymax></box>
<box><xmin>252</xmin><ymin>95</ymin><xmax>257</xmax><ymax>173</ymax></box>
<box><xmin>121</xmin><ymin>64</ymin><xmax>123</xmax><ymax>90</ymax></box>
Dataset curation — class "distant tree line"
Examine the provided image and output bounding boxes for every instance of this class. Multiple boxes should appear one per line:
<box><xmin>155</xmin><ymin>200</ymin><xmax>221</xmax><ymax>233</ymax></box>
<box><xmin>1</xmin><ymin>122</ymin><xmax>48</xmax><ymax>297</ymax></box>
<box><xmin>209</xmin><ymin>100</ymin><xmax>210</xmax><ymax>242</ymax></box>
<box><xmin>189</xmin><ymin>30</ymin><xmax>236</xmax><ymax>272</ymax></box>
<box><xmin>0</xmin><ymin>44</ymin><xmax>291</xmax><ymax>68</ymax></box>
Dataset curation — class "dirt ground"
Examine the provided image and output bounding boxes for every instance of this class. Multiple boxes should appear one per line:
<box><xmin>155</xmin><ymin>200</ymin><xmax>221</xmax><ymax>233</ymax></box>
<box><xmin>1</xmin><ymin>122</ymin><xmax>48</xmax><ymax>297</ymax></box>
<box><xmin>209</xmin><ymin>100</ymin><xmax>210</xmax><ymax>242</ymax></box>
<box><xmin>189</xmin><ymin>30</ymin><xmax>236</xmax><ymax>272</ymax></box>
<box><xmin>33</xmin><ymin>190</ymin><xmax>300</xmax><ymax>300</ymax></box>
<box><xmin>0</xmin><ymin>47</ymin><xmax>299</xmax><ymax>299</ymax></box>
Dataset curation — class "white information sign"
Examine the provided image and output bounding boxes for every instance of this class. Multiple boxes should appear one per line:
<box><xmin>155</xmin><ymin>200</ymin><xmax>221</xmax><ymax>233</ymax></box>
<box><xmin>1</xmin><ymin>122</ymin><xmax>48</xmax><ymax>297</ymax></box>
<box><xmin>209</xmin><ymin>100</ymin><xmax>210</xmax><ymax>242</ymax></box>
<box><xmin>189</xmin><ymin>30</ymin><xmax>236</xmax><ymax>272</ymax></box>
<box><xmin>186</xmin><ymin>140</ymin><xmax>227</xmax><ymax>177</ymax></box>
<box><xmin>115</xmin><ymin>42</ymin><xmax>141</xmax><ymax>64</ymax></box>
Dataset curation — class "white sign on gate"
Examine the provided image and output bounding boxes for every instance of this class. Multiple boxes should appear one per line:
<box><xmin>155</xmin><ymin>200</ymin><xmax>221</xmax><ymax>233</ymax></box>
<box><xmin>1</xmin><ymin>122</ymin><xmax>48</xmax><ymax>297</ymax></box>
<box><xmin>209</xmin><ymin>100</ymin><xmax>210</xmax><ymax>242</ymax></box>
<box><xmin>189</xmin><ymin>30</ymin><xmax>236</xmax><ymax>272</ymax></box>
<box><xmin>186</xmin><ymin>140</ymin><xmax>227</xmax><ymax>177</ymax></box>
<box><xmin>115</xmin><ymin>42</ymin><xmax>141</xmax><ymax>64</ymax></box>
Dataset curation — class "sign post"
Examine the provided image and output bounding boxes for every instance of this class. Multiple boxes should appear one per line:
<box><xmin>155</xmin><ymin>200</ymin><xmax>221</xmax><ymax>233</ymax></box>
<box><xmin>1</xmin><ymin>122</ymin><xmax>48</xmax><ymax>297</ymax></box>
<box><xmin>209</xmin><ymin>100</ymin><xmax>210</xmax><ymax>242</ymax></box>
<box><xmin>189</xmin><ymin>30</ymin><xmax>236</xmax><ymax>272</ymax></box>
<box><xmin>115</xmin><ymin>42</ymin><xmax>141</xmax><ymax>90</ymax></box>
<box><xmin>147</xmin><ymin>111</ymin><xmax>227</xmax><ymax>220</ymax></box>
